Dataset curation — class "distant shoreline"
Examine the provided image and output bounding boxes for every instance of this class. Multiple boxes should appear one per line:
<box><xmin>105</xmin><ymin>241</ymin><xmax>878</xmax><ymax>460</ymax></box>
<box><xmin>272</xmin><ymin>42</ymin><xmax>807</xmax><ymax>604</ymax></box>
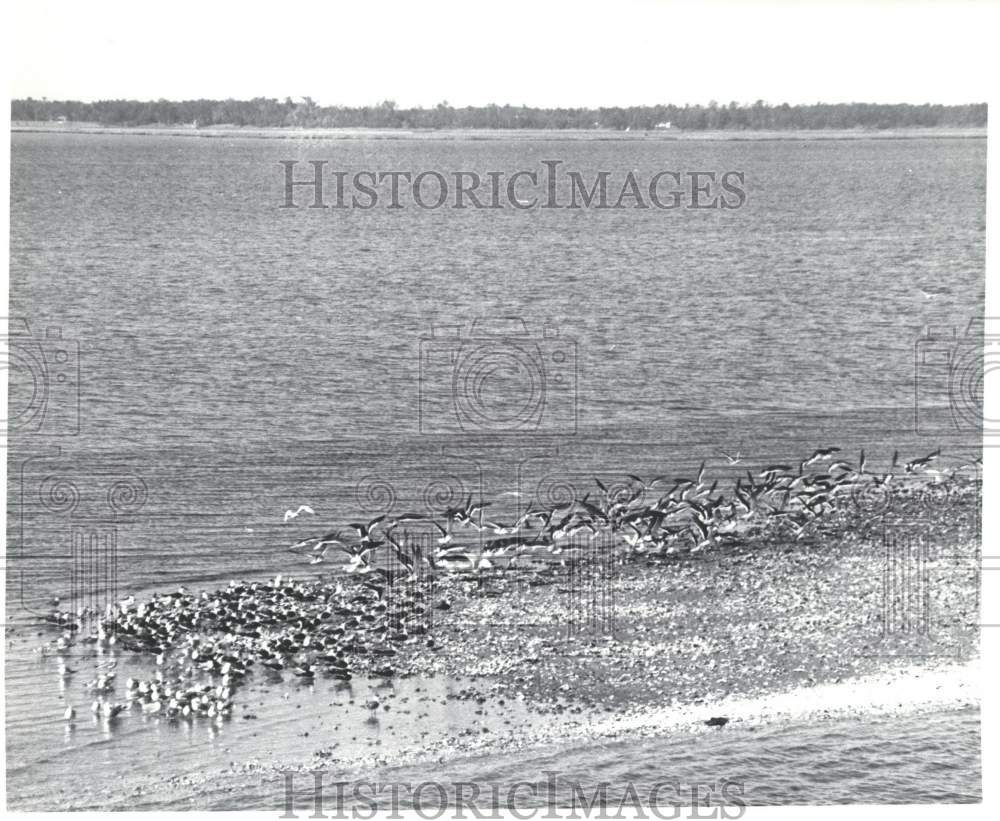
<box><xmin>10</xmin><ymin>122</ymin><xmax>988</xmax><ymax>142</ymax></box>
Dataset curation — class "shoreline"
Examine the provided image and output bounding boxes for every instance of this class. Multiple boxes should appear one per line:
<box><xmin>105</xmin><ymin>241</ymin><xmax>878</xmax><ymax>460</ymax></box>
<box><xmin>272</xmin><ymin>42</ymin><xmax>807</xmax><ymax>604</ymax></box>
<box><xmin>10</xmin><ymin>123</ymin><xmax>988</xmax><ymax>142</ymax></box>
<box><xmin>6</xmin><ymin>460</ymin><xmax>981</xmax><ymax>810</ymax></box>
<box><xmin>72</xmin><ymin>665</ymin><xmax>980</xmax><ymax>811</ymax></box>
<box><xmin>249</xmin><ymin>658</ymin><xmax>981</xmax><ymax>777</ymax></box>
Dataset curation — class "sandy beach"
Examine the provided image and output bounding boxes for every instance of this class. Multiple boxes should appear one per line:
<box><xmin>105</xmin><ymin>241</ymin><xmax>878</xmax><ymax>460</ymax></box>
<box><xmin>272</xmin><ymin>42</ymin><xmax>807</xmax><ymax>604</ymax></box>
<box><xmin>6</xmin><ymin>468</ymin><xmax>980</xmax><ymax>809</ymax></box>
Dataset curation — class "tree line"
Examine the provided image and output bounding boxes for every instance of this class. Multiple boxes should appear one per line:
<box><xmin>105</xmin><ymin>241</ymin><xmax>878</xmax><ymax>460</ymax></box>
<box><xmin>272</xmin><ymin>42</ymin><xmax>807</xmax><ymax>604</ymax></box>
<box><xmin>11</xmin><ymin>97</ymin><xmax>987</xmax><ymax>131</ymax></box>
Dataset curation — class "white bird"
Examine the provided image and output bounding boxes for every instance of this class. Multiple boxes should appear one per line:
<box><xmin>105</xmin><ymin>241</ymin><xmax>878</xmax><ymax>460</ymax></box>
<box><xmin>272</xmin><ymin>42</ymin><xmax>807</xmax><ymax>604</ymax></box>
<box><xmin>719</xmin><ymin>448</ymin><xmax>743</xmax><ymax>465</ymax></box>
<box><xmin>283</xmin><ymin>505</ymin><xmax>315</xmax><ymax>523</ymax></box>
<box><xmin>919</xmin><ymin>285</ymin><xmax>950</xmax><ymax>300</ymax></box>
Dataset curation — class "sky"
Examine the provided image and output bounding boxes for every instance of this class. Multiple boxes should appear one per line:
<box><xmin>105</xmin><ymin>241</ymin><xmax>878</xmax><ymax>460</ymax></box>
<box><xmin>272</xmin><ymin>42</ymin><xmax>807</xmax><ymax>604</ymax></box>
<box><xmin>5</xmin><ymin>0</ymin><xmax>998</xmax><ymax>107</ymax></box>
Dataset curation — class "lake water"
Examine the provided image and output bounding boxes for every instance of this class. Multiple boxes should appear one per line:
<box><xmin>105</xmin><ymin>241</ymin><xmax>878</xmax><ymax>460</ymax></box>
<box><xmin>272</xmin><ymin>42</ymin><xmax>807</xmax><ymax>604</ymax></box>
<box><xmin>5</xmin><ymin>131</ymin><xmax>986</xmax><ymax>808</ymax></box>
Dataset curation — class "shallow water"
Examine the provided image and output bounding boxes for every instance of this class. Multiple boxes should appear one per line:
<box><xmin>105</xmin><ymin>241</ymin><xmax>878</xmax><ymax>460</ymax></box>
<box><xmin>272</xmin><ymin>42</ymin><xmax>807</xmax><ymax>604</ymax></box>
<box><xmin>350</xmin><ymin>707</ymin><xmax>982</xmax><ymax>808</ymax></box>
<box><xmin>5</xmin><ymin>131</ymin><xmax>987</xmax><ymax>807</ymax></box>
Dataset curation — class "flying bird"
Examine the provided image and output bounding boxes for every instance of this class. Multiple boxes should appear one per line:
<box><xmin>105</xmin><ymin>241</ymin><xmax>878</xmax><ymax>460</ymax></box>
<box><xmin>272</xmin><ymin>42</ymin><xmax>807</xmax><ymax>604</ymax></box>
<box><xmin>803</xmin><ymin>447</ymin><xmax>840</xmax><ymax>465</ymax></box>
<box><xmin>283</xmin><ymin>505</ymin><xmax>315</xmax><ymax>523</ymax></box>
<box><xmin>919</xmin><ymin>285</ymin><xmax>950</xmax><ymax>300</ymax></box>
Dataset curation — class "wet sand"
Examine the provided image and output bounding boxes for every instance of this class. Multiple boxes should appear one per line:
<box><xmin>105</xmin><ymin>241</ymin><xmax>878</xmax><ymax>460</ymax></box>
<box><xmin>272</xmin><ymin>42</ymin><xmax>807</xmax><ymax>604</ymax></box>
<box><xmin>5</xmin><ymin>477</ymin><xmax>980</xmax><ymax>810</ymax></box>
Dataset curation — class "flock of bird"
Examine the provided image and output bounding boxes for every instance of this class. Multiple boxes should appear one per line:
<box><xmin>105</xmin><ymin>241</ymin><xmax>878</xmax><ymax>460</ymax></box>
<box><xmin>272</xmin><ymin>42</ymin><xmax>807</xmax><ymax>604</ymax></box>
<box><xmin>287</xmin><ymin>446</ymin><xmax>973</xmax><ymax>575</ymax></box>
<box><xmin>49</xmin><ymin>570</ymin><xmax>438</xmax><ymax>726</ymax></box>
<box><xmin>46</xmin><ymin>445</ymin><xmax>974</xmax><ymax>729</ymax></box>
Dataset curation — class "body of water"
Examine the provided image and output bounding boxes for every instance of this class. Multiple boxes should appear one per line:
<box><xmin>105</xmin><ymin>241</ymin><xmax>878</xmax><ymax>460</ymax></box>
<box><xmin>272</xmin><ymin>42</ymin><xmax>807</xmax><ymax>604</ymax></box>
<box><xmin>5</xmin><ymin>131</ymin><xmax>986</xmax><ymax>808</ymax></box>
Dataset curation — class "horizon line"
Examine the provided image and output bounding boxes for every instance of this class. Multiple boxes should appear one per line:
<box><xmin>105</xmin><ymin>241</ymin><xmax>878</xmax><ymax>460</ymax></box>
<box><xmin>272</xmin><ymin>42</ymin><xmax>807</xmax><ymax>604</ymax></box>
<box><xmin>10</xmin><ymin>97</ymin><xmax>989</xmax><ymax>109</ymax></box>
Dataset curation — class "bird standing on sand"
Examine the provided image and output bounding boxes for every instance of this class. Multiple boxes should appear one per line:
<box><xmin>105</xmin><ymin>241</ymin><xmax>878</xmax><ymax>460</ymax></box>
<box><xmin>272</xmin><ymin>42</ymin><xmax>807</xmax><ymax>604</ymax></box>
<box><xmin>704</xmin><ymin>716</ymin><xmax>729</xmax><ymax>728</ymax></box>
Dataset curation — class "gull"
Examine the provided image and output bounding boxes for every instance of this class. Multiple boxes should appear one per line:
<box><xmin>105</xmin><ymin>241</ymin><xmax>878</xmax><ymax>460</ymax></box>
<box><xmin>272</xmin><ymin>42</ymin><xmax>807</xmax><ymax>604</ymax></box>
<box><xmin>309</xmin><ymin>531</ymin><xmax>349</xmax><ymax>559</ymax></box>
<box><xmin>431</xmin><ymin>521</ymin><xmax>453</xmax><ymax>546</ymax></box>
<box><xmin>383</xmin><ymin>530</ymin><xmax>417</xmax><ymax>574</ymax></box>
<box><xmin>905</xmin><ymin>448</ymin><xmax>941</xmax><ymax>473</ymax></box>
<box><xmin>292</xmin><ymin>661</ymin><xmax>315</xmax><ymax>679</ymax></box>
<box><xmin>436</xmin><ymin>552</ymin><xmax>475</xmax><ymax>573</ymax></box>
<box><xmin>479</xmin><ymin>518</ymin><xmax>517</xmax><ymax>535</ymax></box>
<box><xmin>549</xmin><ymin>512</ymin><xmax>578</xmax><ymax>541</ymax></box>
<box><xmin>289</xmin><ymin>529</ymin><xmax>346</xmax><ymax>554</ymax></box>
<box><xmin>308</xmin><ymin>547</ymin><xmax>331</xmax><ymax>564</ymax></box>
<box><xmin>759</xmin><ymin>465</ymin><xmax>793</xmax><ymax>482</ymax></box>
<box><xmin>514</xmin><ymin>506</ymin><xmax>552</xmax><ymax>530</ymax></box>
<box><xmin>463</xmin><ymin>499</ymin><xmax>492</xmax><ymax>523</ymax></box>
<box><xmin>578</xmin><ymin>499</ymin><xmax>610</xmax><ymax>524</ymax></box>
<box><xmin>802</xmin><ymin>447</ymin><xmax>840</xmax><ymax>467</ymax></box>
<box><xmin>719</xmin><ymin>449</ymin><xmax>743</xmax><ymax>465</ymax></box>
<box><xmin>390</xmin><ymin>512</ymin><xmax>430</xmax><ymax>523</ymax></box>
<box><xmin>696</xmin><ymin>461</ymin><xmax>707</xmax><ymax>486</ymax></box>
<box><xmin>445</xmin><ymin>495</ymin><xmax>492</xmax><ymax>525</ymax></box>
<box><xmin>919</xmin><ymin>285</ymin><xmax>950</xmax><ymax>300</ymax></box>
<box><xmin>283</xmin><ymin>505</ymin><xmax>315</xmax><ymax>523</ymax></box>
<box><xmin>348</xmin><ymin>516</ymin><xmax>387</xmax><ymax>547</ymax></box>
<box><xmin>924</xmin><ymin>467</ymin><xmax>953</xmax><ymax>484</ymax></box>
<box><xmin>342</xmin><ymin>551</ymin><xmax>374</xmax><ymax>575</ymax></box>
